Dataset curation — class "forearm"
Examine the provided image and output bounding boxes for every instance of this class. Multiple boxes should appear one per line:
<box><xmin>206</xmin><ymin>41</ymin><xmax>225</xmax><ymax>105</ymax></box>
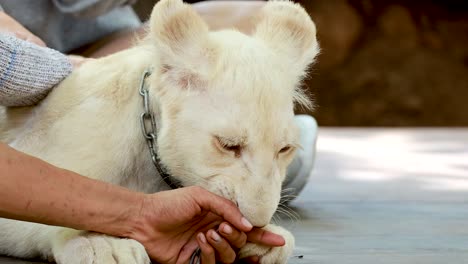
<box><xmin>0</xmin><ymin>142</ymin><xmax>142</xmax><ymax>237</ymax></box>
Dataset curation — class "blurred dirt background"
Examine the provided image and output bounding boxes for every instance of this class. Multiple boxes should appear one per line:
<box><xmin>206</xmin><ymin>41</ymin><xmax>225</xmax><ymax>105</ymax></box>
<box><xmin>134</xmin><ymin>0</ymin><xmax>468</xmax><ymax>126</ymax></box>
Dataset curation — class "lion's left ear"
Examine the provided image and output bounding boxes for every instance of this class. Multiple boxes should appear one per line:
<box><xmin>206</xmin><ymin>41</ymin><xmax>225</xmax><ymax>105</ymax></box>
<box><xmin>254</xmin><ymin>1</ymin><xmax>319</xmax><ymax>77</ymax></box>
<box><xmin>149</xmin><ymin>0</ymin><xmax>216</xmax><ymax>90</ymax></box>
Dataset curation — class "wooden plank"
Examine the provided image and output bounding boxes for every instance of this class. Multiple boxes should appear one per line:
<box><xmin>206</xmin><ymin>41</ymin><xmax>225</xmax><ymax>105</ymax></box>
<box><xmin>283</xmin><ymin>128</ymin><xmax>468</xmax><ymax>263</ymax></box>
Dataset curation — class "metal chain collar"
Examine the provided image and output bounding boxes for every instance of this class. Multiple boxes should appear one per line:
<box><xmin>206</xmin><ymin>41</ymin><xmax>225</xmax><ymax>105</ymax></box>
<box><xmin>138</xmin><ymin>68</ymin><xmax>182</xmax><ymax>190</ymax></box>
<box><xmin>138</xmin><ymin>69</ymin><xmax>199</xmax><ymax>263</ymax></box>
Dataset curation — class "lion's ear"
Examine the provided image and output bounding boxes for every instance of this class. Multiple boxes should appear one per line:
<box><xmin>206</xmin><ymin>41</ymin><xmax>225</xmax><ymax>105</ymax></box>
<box><xmin>254</xmin><ymin>1</ymin><xmax>319</xmax><ymax>77</ymax></box>
<box><xmin>149</xmin><ymin>0</ymin><xmax>216</xmax><ymax>89</ymax></box>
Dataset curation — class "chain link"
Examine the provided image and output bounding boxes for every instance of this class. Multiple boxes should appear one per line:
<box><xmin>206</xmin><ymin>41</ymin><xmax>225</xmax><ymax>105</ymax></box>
<box><xmin>139</xmin><ymin>69</ymin><xmax>160</xmax><ymax>167</ymax></box>
<box><xmin>138</xmin><ymin>69</ymin><xmax>183</xmax><ymax>190</ymax></box>
<box><xmin>138</xmin><ymin>69</ymin><xmax>199</xmax><ymax>263</ymax></box>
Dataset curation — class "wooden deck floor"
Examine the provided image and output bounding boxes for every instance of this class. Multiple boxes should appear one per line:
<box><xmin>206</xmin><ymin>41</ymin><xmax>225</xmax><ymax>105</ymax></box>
<box><xmin>2</xmin><ymin>128</ymin><xmax>468</xmax><ymax>263</ymax></box>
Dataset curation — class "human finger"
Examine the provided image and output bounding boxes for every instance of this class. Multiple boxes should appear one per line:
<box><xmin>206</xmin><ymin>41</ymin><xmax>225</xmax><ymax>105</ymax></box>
<box><xmin>13</xmin><ymin>31</ymin><xmax>46</xmax><ymax>47</ymax></box>
<box><xmin>176</xmin><ymin>239</ymin><xmax>199</xmax><ymax>264</ymax></box>
<box><xmin>246</xmin><ymin>227</ymin><xmax>285</xmax><ymax>247</ymax></box>
<box><xmin>219</xmin><ymin>222</ymin><xmax>247</xmax><ymax>249</ymax></box>
<box><xmin>68</xmin><ymin>55</ymin><xmax>94</xmax><ymax>69</ymax></box>
<box><xmin>190</xmin><ymin>186</ymin><xmax>253</xmax><ymax>232</ymax></box>
<box><xmin>197</xmin><ymin>233</ymin><xmax>215</xmax><ymax>264</ymax></box>
<box><xmin>206</xmin><ymin>229</ymin><xmax>236</xmax><ymax>264</ymax></box>
<box><xmin>25</xmin><ymin>34</ymin><xmax>46</xmax><ymax>47</ymax></box>
<box><xmin>0</xmin><ymin>11</ymin><xmax>46</xmax><ymax>47</ymax></box>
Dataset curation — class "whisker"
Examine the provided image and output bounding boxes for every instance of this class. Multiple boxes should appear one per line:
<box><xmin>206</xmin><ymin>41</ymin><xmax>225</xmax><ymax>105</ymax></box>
<box><xmin>276</xmin><ymin>205</ymin><xmax>300</xmax><ymax>222</ymax></box>
<box><xmin>279</xmin><ymin>195</ymin><xmax>298</xmax><ymax>203</ymax></box>
<box><xmin>280</xmin><ymin>187</ymin><xmax>296</xmax><ymax>194</ymax></box>
<box><xmin>278</xmin><ymin>210</ymin><xmax>298</xmax><ymax>223</ymax></box>
<box><xmin>271</xmin><ymin>214</ymin><xmax>279</xmax><ymax>225</ymax></box>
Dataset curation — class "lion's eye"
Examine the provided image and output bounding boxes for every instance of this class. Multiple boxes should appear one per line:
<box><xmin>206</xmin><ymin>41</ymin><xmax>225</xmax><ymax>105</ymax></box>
<box><xmin>216</xmin><ymin>136</ymin><xmax>242</xmax><ymax>157</ymax></box>
<box><xmin>279</xmin><ymin>145</ymin><xmax>292</xmax><ymax>154</ymax></box>
<box><xmin>223</xmin><ymin>144</ymin><xmax>242</xmax><ymax>153</ymax></box>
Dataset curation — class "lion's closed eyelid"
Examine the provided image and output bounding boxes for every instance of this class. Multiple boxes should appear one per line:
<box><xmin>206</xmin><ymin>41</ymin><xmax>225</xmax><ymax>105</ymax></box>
<box><xmin>214</xmin><ymin>135</ymin><xmax>246</xmax><ymax>146</ymax></box>
<box><xmin>213</xmin><ymin>135</ymin><xmax>243</xmax><ymax>157</ymax></box>
<box><xmin>279</xmin><ymin>144</ymin><xmax>295</xmax><ymax>154</ymax></box>
<box><xmin>291</xmin><ymin>142</ymin><xmax>302</xmax><ymax>150</ymax></box>
<box><xmin>216</xmin><ymin>136</ymin><xmax>235</xmax><ymax>146</ymax></box>
<box><xmin>279</xmin><ymin>146</ymin><xmax>290</xmax><ymax>153</ymax></box>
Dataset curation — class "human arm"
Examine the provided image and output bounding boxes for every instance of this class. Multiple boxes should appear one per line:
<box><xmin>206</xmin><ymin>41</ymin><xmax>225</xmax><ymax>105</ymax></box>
<box><xmin>0</xmin><ymin>9</ymin><xmax>45</xmax><ymax>47</ymax></box>
<box><xmin>0</xmin><ymin>141</ymin><xmax>248</xmax><ymax>255</ymax></box>
<box><xmin>0</xmin><ymin>142</ymin><xmax>284</xmax><ymax>262</ymax></box>
<box><xmin>0</xmin><ymin>142</ymin><xmax>147</xmax><ymax>236</ymax></box>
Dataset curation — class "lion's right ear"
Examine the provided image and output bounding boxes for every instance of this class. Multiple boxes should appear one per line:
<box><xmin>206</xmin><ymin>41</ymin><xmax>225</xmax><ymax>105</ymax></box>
<box><xmin>149</xmin><ymin>0</ymin><xmax>215</xmax><ymax>89</ymax></box>
<box><xmin>254</xmin><ymin>1</ymin><xmax>319</xmax><ymax>78</ymax></box>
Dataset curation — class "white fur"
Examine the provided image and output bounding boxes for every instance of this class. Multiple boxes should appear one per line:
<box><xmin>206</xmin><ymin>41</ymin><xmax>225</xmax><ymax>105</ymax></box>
<box><xmin>0</xmin><ymin>0</ymin><xmax>319</xmax><ymax>263</ymax></box>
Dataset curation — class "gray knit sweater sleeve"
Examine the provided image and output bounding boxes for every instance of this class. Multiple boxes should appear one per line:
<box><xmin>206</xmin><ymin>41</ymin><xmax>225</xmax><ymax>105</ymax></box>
<box><xmin>52</xmin><ymin>0</ymin><xmax>137</xmax><ymax>18</ymax></box>
<box><xmin>0</xmin><ymin>33</ymin><xmax>72</xmax><ymax>107</ymax></box>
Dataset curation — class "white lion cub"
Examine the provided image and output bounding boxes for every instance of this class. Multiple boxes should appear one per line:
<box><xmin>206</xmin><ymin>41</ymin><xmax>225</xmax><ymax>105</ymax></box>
<box><xmin>0</xmin><ymin>0</ymin><xmax>319</xmax><ymax>263</ymax></box>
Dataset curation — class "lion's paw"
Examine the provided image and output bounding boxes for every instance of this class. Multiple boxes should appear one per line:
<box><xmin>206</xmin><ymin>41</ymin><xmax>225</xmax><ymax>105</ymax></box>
<box><xmin>239</xmin><ymin>225</ymin><xmax>294</xmax><ymax>264</ymax></box>
<box><xmin>52</xmin><ymin>230</ymin><xmax>150</xmax><ymax>264</ymax></box>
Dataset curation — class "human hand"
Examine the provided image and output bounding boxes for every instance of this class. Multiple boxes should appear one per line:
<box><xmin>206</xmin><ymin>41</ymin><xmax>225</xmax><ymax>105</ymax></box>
<box><xmin>0</xmin><ymin>11</ymin><xmax>45</xmax><ymax>47</ymax></box>
<box><xmin>68</xmin><ymin>55</ymin><xmax>94</xmax><ymax>69</ymax></box>
<box><xmin>197</xmin><ymin>223</ymin><xmax>285</xmax><ymax>264</ymax></box>
<box><xmin>127</xmin><ymin>186</ymin><xmax>284</xmax><ymax>264</ymax></box>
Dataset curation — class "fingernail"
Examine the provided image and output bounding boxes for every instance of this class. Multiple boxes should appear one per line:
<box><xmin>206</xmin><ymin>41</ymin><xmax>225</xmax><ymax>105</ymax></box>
<box><xmin>241</xmin><ymin>217</ymin><xmax>253</xmax><ymax>229</ymax></box>
<box><xmin>198</xmin><ymin>233</ymin><xmax>207</xmax><ymax>244</ymax></box>
<box><xmin>210</xmin><ymin>231</ymin><xmax>221</xmax><ymax>242</ymax></box>
<box><xmin>222</xmin><ymin>224</ymin><xmax>233</xmax><ymax>235</ymax></box>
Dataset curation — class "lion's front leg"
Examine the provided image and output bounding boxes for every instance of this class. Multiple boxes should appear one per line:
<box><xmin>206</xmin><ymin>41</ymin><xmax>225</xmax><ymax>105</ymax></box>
<box><xmin>239</xmin><ymin>224</ymin><xmax>295</xmax><ymax>264</ymax></box>
<box><xmin>51</xmin><ymin>228</ymin><xmax>150</xmax><ymax>264</ymax></box>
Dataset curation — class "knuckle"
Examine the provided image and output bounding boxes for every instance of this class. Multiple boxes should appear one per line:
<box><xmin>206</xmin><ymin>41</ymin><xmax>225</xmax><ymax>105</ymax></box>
<box><xmin>215</xmin><ymin>239</ymin><xmax>230</xmax><ymax>252</ymax></box>
<box><xmin>228</xmin><ymin>252</ymin><xmax>237</xmax><ymax>263</ymax></box>
<box><xmin>191</xmin><ymin>186</ymin><xmax>204</xmax><ymax>194</ymax></box>
<box><xmin>237</xmin><ymin>233</ymin><xmax>248</xmax><ymax>247</ymax></box>
<box><xmin>204</xmin><ymin>246</ymin><xmax>214</xmax><ymax>256</ymax></box>
<box><xmin>214</xmin><ymin>241</ymin><xmax>235</xmax><ymax>262</ymax></box>
<box><xmin>13</xmin><ymin>31</ymin><xmax>26</xmax><ymax>39</ymax></box>
<box><xmin>222</xmin><ymin>200</ymin><xmax>237</xmax><ymax>211</ymax></box>
<box><xmin>220</xmin><ymin>250</ymin><xmax>236</xmax><ymax>264</ymax></box>
<box><xmin>225</xmin><ymin>254</ymin><xmax>236</xmax><ymax>264</ymax></box>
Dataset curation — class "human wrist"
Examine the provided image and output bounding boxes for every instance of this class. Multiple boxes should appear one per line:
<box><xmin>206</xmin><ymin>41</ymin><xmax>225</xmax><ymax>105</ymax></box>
<box><xmin>121</xmin><ymin>193</ymin><xmax>158</xmax><ymax>242</ymax></box>
<box><xmin>125</xmin><ymin>192</ymin><xmax>150</xmax><ymax>240</ymax></box>
<box><xmin>87</xmin><ymin>186</ymin><xmax>149</xmax><ymax>239</ymax></box>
